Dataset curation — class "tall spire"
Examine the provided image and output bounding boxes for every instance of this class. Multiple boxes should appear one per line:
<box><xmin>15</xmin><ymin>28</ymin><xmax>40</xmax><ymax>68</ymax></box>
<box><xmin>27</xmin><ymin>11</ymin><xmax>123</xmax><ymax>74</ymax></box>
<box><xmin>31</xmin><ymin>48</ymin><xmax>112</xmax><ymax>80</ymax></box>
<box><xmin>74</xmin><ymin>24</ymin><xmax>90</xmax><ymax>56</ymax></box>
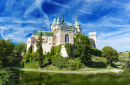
<box><xmin>75</xmin><ymin>16</ymin><xmax>79</xmax><ymax>26</ymax></box>
<box><xmin>57</xmin><ymin>16</ymin><xmax>60</xmax><ymax>21</ymax></box>
<box><xmin>52</xmin><ymin>12</ymin><xmax>57</xmax><ymax>25</ymax></box>
<box><xmin>62</xmin><ymin>13</ymin><xmax>64</xmax><ymax>22</ymax></box>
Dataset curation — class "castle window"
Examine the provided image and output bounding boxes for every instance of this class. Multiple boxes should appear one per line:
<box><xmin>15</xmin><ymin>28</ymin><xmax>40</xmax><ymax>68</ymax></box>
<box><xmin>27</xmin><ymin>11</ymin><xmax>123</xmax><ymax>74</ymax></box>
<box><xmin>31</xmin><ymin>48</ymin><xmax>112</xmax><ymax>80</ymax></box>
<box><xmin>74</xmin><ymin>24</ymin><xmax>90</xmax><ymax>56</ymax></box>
<box><xmin>53</xmin><ymin>43</ymin><xmax>55</xmax><ymax>45</ymax></box>
<box><xmin>49</xmin><ymin>38</ymin><xmax>51</xmax><ymax>41</ymax></box>
<box><xmin>49</xmin><ymin>43</ymin><xmax>51</xmax><ymax>45</ymax></box>
<box><xmin>65</xmin><ymin>34</ymin><xmax>69</xmax><ymax>42</ymax></box>
<box><xmin>53</xmin><ymin>38</ymin><xmax>55</xmax><ymax>41</ymax></box>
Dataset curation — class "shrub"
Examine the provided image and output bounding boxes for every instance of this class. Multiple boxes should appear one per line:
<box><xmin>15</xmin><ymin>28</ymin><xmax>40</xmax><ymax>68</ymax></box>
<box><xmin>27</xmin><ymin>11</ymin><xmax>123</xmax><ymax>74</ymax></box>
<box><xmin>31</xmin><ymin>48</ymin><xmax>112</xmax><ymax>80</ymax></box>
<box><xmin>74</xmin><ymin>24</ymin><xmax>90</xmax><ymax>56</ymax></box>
<box><xmin>0</xmin><ymin>69</ymin><xmax>10</xmax><ymax>85</ymax></box>
<box><xmin>0</xmin><ymin>60</ymin><xmax>2</xmax><ymax>68</ymax></box>
<box><xmin>24</xmin><ymin>61</ymin><xmax>40</xmax><ymax>69</ymax></box>
<box><xmin>52</xmin><ymin>55</ymin><xmax>67</xmax><ymax>69</ymax></box>
<box><xmin>66</xmin><ymin>58</ymin><xmax>84</xmax><ymax>70</ymax></box>
<box><xmin>55</xmin><ymin>44</ymin><xmax>62</xmax><ymax>54</ymax></box>
<box><xmin>125</xmin><ymin>59</ymin><xmax>130</xmax><ymax>68</ymax></box>
<box><xmin>118</xmin><ymin>51</ymin><xmax>129</xmax><ymax>62</ymax></box>
<box><xmin>91</xmin><ymin>48</ymin><xmax>102</xmax><ymax>57</ymax></box>
<box><xmin>65</xmin><ymin>43</ymin><xmax>73</xmax><ymax>58</ymax></box>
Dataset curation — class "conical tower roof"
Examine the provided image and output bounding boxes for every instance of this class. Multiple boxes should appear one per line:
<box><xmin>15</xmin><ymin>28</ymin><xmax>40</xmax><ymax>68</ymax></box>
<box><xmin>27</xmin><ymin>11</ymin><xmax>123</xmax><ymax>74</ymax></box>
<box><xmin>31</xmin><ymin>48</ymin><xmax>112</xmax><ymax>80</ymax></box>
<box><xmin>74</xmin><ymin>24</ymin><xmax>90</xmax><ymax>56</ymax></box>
<box><xmin>52</xmin><ymin>14</ymin><xmax>57</xmax><ymax>25</ymax></box>
<box><xmin>75</xmin><ymin>16</ymin><xmax>79</xmax><ymax>26</ymax></box>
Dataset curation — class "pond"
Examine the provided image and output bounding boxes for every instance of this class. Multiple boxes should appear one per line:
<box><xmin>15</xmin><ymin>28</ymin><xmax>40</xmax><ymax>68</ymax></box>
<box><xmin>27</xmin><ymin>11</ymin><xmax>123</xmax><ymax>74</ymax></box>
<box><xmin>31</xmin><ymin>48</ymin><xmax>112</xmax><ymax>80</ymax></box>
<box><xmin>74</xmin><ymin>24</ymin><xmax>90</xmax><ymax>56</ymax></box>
<box><xmin>10</xmin><ymin>70</ymin><xmax>130</xmax><ymax>85</ymax></box>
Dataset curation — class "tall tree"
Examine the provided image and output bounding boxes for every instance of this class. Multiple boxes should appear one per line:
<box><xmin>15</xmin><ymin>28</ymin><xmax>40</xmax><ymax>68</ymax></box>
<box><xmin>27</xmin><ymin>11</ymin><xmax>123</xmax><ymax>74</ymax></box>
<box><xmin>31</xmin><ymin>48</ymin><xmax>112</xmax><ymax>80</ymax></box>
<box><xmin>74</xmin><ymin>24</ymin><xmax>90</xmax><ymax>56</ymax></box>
<box><xmin>36</xmin><ymin>32</ymin><xmax>43</xmax><ymax>67</ymax></box>
<box><xmin>102</xmin><ymin>46</ymin><xmax>118</xmax><ymax>65</ymax></box>
<box><xmin>5</xmin><ymin>39</ymin><xmax>14</xmax><ymax>56</ymax></box>
<box><xmin>0</xmin><ymin>39</ymin><xmax>6</xmax><ymax>58</ymax></box>
<box><xmin>74</xmin><ymin>33</ymin><xmax>92</xmax><ymax>63</ymax></box>
<box><xmin>15</xmin><ymin>42</ymin><xmax>26</xmax><ymax>56</ymax></box>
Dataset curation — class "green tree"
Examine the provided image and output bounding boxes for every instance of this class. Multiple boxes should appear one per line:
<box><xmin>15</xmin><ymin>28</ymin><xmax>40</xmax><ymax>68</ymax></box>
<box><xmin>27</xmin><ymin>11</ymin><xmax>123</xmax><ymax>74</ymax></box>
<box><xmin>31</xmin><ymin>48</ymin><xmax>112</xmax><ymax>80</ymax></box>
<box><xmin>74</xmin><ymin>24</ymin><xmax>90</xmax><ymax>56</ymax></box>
<box><xmin>0</xmin><ymin>39</ymin><xmax>6</xmax><ymax>58</ymax></box>
<box><xmin>5</xmin><ymin>39</ymin><xmax>14</xmax><ymax>56</ymax></box>
<box><xmin>102</xmin><ymin>46</ymin><xmax>118</xmax><ymax>65</ymax></box>
<box><xmin>36</xmin><ymin>32</ymin><xmax>43</xmax><ymax>67</ymax></box>
<box><xmin>91</xmin><ymin>48</ymin><xmax>102</xmax><ymax>57</ymax></box>
<box><xmin>65</xmin><ymin>43</ymin><xmax>73</xmax><ymax>58</ymax></box>
<box><xmin>15</xmin><ymin>42</ymin><xmax>26</xmax><ymax>56</ymax></box>
<box><xmin>74</xmin><ymin>33</ymin><xmax>92</xmax><ymax>63</ymax></box>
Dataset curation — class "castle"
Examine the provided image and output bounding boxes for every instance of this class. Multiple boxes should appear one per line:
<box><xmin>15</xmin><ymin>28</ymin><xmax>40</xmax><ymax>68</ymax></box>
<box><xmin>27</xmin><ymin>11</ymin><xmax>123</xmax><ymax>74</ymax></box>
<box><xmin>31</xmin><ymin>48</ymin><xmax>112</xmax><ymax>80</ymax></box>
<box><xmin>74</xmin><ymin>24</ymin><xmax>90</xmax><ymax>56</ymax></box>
<box><xmin>27</xmin><ymin>14</ymin><xmax>97</xmax><ymax>57</ymax></box>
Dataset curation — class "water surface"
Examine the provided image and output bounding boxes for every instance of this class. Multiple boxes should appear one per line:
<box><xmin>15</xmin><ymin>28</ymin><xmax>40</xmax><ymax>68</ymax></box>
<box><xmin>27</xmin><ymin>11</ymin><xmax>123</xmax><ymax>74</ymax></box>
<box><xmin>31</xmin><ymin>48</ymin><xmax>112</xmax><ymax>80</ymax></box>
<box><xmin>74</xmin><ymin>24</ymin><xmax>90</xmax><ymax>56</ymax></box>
<box><xmin>10</xmin><ymin>70</ymin><xmax>130</xmax><ymax>85</ymax></box>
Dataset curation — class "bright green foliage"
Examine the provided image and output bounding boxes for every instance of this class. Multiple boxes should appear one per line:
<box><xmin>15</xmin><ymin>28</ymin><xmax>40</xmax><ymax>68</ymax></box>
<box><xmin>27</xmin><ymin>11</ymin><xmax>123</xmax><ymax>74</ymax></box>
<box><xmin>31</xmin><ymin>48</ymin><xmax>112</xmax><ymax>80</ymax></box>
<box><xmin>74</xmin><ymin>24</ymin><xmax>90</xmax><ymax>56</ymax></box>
<box><xmin>52</xmin><ymin>55</ymin><xmax>67</xmax><ymax>69</ymax></box>
<box><xmin>36</xmin><ymin>32</ymin><xmax>44</xmax><ymax>67</ymax></box>
<box><xmin>5</xmin><ymin>39</ymin><xmax>14</xmax><ymax>56</ymax></box>
<box><xmin>102</xmin><ymin>46</ymin><xmax>118</xmax><ymax>65</ymax></box>
<box><xmin>27</xmin><ymin>45</ymin><xmax>33</xmax><ymax>54</ymax></box>
<box><xmin>24</xmin><ymin>61</ymin><xmax>40</xmax><ymax>69</ymax></box>
<box><xmin>15</xmin><ymin>42</ymin><xmax>26</xmax><ymax>56</ymax></box>
<box><xmin>0</xmin><ymin>69</ymin><xmax>10</xmax><ymax>85</ymax></box>
<box><xmin>55</xmin><ymin>44</ymin><xmax>62</xmax><ymax>54</ymax></box>
<box><xmin>66</xmin><ymin>58</ymin><xmax>84</xmax><ymax>70</ymax></box>
<box><xmin>129</xmin><ymin>51</ymin><xmax>130</xmax><ymax>59</ymax></box>
<box><xmin>74</xmin><ymin>33</ymin><xmax>92</xmax><ymax>63</ymax></box>
<box><xmin>118</xmin><ymin>51</ymin><xmax>129</xmax><ymax>62</ymax></box>
<box><xmin>65</xmin><ymin>43</ymin><xmax>73</xmax><ymax>58</ymax></box>
<box><xmin>125</xmin><ymin>59</ymin><xmax>130</xmax><ymax>68</ymax></box>
<box><xmin>91</xmin><ymin>48</ymin><xmax>102</xmax><ymax>57</ymax></box>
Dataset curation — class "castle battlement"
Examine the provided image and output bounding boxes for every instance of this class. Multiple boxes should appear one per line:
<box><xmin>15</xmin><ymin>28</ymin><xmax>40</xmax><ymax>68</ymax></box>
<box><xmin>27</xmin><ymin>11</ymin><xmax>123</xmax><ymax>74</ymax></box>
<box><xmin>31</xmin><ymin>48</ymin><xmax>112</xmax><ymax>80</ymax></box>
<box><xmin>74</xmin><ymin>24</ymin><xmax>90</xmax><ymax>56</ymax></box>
<box><xmin>89</xmin><ymin>32</ymin><xmax>96</xmax><ymax>35</ymax></box>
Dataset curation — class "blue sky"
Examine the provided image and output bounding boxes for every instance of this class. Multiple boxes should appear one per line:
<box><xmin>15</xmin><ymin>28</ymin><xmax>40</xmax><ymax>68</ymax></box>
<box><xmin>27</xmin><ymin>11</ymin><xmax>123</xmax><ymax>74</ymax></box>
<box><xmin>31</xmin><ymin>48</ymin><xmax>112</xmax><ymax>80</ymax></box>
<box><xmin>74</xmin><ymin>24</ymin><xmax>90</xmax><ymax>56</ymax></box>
<box><xmin>0</xmin><ymin>0</ymin><xmax>130</xmax><ymax>52</ymax></box>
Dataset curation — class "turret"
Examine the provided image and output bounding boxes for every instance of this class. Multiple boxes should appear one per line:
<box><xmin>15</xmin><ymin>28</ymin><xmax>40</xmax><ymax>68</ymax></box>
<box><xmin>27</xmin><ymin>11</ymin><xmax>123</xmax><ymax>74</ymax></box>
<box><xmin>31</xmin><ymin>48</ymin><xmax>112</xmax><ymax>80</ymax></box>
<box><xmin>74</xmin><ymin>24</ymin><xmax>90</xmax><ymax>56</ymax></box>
<box><xmin>57</xmin><ymin>16</ymin><xmax>60</xmax><ymax>25</ymax></box>
<box><xmin>75</xmin><ymin>16</ymin><xmax>81</xmax><ymax>33</ymax></box>
<box><xmin>89</xmin><ymin>32</ymin><xmax>97</xmax><ymax>48</ymax></box>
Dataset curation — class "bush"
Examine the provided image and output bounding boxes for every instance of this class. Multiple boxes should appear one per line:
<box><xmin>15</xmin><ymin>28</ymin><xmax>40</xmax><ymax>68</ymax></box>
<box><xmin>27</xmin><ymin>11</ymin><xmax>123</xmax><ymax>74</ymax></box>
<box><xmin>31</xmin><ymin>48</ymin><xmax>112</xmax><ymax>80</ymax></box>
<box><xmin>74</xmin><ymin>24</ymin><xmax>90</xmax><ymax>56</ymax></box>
<box><xmin>66</xmin><ymin>58</ymin><xmax>84</xmax><ymax>70</ymax></box>
<box><xmin>52</xmin><ymin>55</ymin><xmax>67</xmax><ymax>69</ymax></box>
<box><xmin>65</xmin><ymin>43</ymin><xmax>73</xmax><ymax>58</ymax></box>
<box><xmin>0</xmin><ymin>60</ymin><xmax>2</xmax><ymax>68</ymax></box>
<box><xmin>24</xmin><ymin>61</ymin><xmax>40</xmax><ymax>69</ymax></box>
<box><xmin>118</xmin><ymin>51</ymin><xmax>129</xmax><ymax>62</ymax></box>
<box><xmin>55</xmin><ymin>44</ymin><xmax>62</xmax><ymax>54</ymax></box>
<box><xmin>0</xmin><ymin>69</ymin><xmax>10</xmax><ymax>85</ymax></box>
<box><xmin>91</xmin><ymin>48</ymin><xmax>102</xmax><ymax>57</ymax></box>
<box><xmin>125</xmin><ymin>59</ymin><xmax>130</xmax><ymax>68</ymax></box>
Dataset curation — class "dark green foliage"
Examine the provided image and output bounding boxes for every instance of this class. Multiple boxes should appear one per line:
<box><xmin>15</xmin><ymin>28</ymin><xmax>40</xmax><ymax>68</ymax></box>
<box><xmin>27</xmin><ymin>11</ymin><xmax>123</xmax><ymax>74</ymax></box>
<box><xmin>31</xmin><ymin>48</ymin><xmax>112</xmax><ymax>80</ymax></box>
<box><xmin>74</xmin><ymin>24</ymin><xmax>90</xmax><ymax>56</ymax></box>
<box><xmin>0</xmin><ymin>39</ymin><xmax>6</xmax><ymax>58</ymax></box>
<box><xmin>65</xmin><ymin>43</ymin><xmax>73</xmax><ymax>58</ymax></box>
<box><xmin>0</xmin><ymin>69</ymin><xmax>10</xmax><ymax>85</ymax></box>
<box><xmin>27</xmin><ymin>45</ymin><xmax>33</xmax><ymax>54</ymax></box>
<box><xmin>52</xmin><ymin>55</ymin><xmax>67</xmax><ymax>69</ymax></box>
<box><xmin>0</xmin><ymin>60</ymin><xmax>2</xmax><ymax>68</ymax></box>
<box><xmin>15</xmin><ymin>42</ymin><xmax>26</xmax><ymax>56</ymax></box>
<box><xmin>91</xmin><ymin>48</ymin><xmax>102</xmax><ymax>57</ymax></box>
<box><xmin>102</xmin><ymin>46</ymin><xmax>118</xmax><ymax>65</ymax></box>
<box><xmin>74</xmin><ymin>33</ymin><xmax>92</xmax><ymax>63</ymax></box>
<box><xmin>5</xmin><ymin>39</ymin><xmax>14</xmax><ymax>56</ymax></box>
<box><xmin>36</xmin><ymin>32</ymin><xmax>44</xmax><ymax>67</ymax></box>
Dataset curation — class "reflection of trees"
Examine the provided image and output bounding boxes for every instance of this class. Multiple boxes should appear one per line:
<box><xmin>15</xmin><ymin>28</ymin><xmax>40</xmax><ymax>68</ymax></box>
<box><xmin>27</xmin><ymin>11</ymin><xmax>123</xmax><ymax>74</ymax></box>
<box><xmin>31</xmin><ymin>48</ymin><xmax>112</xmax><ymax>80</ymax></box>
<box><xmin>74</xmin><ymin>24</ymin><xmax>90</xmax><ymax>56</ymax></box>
<box><xmin>11</xmin><ymin>70</ymin><xmax>130</xmax><ymax>85</ymax></box>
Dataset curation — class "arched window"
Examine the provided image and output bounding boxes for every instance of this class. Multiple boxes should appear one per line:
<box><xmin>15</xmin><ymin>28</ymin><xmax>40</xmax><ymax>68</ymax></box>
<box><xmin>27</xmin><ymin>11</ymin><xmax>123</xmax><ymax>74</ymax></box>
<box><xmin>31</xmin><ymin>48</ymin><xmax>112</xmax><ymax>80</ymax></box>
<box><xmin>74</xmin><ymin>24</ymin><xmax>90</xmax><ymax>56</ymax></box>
<box><xmin>65</xmin><ymin>34</ymin><xmax>69</xmax><ymax>42</ymax></box>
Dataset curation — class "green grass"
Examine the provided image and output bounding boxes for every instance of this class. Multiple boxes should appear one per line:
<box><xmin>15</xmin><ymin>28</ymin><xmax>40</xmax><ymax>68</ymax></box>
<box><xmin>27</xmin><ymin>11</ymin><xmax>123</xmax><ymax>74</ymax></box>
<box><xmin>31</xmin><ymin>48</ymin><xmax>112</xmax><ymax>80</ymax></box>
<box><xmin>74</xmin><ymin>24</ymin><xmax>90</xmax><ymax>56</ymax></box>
<box><xmin>24</xmin><ymin>61</ymin><xmax>40</xmax><ymax>69</ymax></box>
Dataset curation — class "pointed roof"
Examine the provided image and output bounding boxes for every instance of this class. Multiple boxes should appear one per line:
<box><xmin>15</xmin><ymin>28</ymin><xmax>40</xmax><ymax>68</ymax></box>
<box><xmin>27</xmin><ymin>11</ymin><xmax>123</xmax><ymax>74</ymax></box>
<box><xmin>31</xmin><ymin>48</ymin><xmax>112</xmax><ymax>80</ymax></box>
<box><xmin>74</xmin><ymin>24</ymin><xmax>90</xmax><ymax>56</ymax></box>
<box><xmin>52</xmin><ymin>14</ymin><xmax>57</xmax><ymax>25</ymax></box>
<box><xmin>57</xmin><ymin>16</ymin><xmax>60</xmax><ymax>21</ymax></box>
<box><xmin>62</xmin><ymin>13</ymin><xmax>64</xmax><ymax>22</ymax></box>
<box><xmin>75</xmin><ymin>16</ymin><xmax>80</xmax><ymax>26</ymax></box>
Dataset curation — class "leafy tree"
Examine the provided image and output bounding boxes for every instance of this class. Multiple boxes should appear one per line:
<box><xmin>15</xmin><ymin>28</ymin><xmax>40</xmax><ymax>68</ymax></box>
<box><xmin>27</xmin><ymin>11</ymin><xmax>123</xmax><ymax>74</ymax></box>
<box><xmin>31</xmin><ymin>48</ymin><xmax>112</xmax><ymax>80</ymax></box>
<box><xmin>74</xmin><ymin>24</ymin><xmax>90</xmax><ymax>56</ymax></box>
<box><xmin>91</xmin><ymin>48</ymin><xmax>102</xmax><ymax>57</ymax></box>
<box><xmin>5</xmin><ymin>39</ymin><xmax>14</xmax><ymax>56</ymax></box>
<box><xmin>74</xmin><ymin>33</ymin><xmax>92</xmax><ymax>63</ymax></box>
<box><xmin>36</xmin><ymin>32</ymin><xmax>43</xmax><ymax>67</ymax></box>
<box><xmin>102</xmin><ymin>46</ymin><xmax>118</xmax><ymax>65</ymax></box>
<box><xmin>0</xmin><ymin>39</ymin><xmax>6</xmax><ymax>58</ymax></box>
<box><xmin>65</xmin><ymin>43</ymin><xmax>73</xmax><ymax>58</ymax></box>
<box><xmin>15</xmin><ymin>42</ymin><xmax>26</xmax><ymax>56</ymax></box>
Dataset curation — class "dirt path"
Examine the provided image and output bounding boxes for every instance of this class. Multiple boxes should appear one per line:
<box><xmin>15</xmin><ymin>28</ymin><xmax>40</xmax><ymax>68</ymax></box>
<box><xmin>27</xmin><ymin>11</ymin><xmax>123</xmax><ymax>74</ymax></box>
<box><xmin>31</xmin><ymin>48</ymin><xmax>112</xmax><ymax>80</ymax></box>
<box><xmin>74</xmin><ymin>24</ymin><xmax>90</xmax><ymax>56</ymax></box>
<box><xmin>15</xmin><ymin>68</ymin><xmax>123</xmax><ymax>74</ymax></box>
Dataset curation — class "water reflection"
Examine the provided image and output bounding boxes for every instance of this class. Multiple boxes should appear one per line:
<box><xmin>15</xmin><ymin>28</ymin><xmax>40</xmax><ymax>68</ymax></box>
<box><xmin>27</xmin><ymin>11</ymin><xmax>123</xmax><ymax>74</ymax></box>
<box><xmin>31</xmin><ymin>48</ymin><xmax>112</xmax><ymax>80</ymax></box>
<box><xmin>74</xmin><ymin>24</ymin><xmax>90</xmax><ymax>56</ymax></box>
<box><xmin>10</xmin><ymin>70</ymin><xmax>130</xmax><ymax>85</ymax></box>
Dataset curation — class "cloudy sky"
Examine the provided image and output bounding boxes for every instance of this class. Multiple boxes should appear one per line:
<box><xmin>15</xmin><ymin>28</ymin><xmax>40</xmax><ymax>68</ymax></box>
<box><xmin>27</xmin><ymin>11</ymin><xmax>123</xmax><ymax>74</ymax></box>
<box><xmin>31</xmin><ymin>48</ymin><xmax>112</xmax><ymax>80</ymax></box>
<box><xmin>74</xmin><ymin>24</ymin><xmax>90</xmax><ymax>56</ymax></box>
<box><xmin>0</xmin><ymin>0</ymin><xmax>130</xmax><ymax>52</ymax></box>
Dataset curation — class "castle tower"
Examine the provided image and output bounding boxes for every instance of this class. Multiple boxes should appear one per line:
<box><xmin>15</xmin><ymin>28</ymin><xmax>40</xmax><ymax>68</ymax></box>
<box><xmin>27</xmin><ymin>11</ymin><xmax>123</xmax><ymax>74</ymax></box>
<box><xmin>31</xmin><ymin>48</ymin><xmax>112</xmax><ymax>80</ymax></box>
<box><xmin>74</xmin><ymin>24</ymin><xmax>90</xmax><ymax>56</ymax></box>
<box><xmin>75</xmin><ymin>16</ymin><xmax>81</xmax><ymax>33</ymax></box>
<box><xmin>57</xmin><ymin>16</ymin><xmax>60</xmax><ymax>25</ymax></box>
<box><xmin>89</xmin><ymin>32</ymin><xmax>97</xmax><ymax>48</ymax></box>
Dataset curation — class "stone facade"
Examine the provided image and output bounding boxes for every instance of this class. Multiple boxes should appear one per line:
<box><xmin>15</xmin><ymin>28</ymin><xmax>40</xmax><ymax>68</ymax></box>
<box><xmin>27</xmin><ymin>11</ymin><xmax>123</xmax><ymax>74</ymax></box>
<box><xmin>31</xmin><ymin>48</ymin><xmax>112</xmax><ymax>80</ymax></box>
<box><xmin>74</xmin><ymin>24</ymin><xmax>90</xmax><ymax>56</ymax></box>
<box><xmin>27</xmin><ymin>14</ymin><xmax>97</xmax><ymax>57</ymax></box>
